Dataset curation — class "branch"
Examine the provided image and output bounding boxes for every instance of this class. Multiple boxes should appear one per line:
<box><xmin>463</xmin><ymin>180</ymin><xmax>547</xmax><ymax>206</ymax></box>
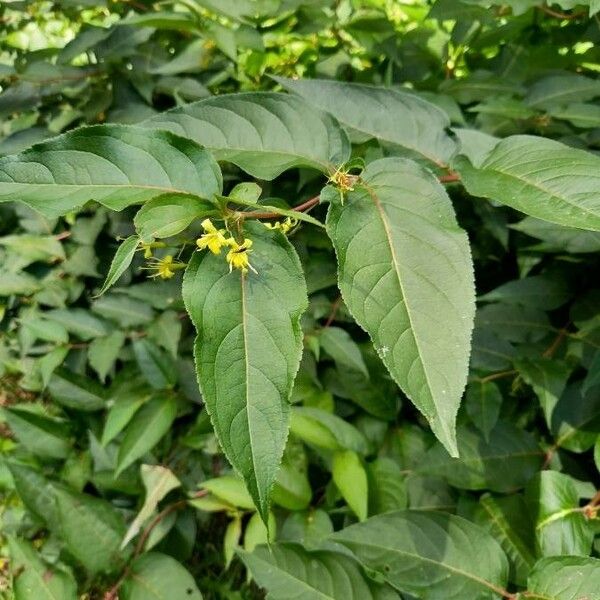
<box><xmin>238</xmin><ymin>195</ymin><xmax>320</xmax><ymax>220</ymax></box>
<box><xmin>238</xmin><ymin>171</ymin><xmax>461</xmax><ymax>221</ymax></box>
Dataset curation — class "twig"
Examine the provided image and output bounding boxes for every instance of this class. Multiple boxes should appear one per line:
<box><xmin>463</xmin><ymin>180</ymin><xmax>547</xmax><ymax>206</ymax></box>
<box><xmin>542</xmin><ymin>324</ymin><xmax>569</xmax><ymax>358</ymax></box>
<box><xmin>55</xmin><ymin>231</ymin><xmax>71</xmax><ymax>241</ymax></box>
<box><xmin>105</xmin><ymin>490</ymin><xmax>207</xmax><ymax>599</ymax></box>
<box><xmin>324</xmin><ymin>295</ymin><xmax>342</xmax><ymax>327</ymax></box>
<box><xmin>439</xmin><ymin>172</ymin><xmax>461</xmax><ymax>184</ymax></box>
<box><xmin>477</xmin><ymin>369</ymin><xmax>517</xmax><ymax>384</ymax></box>
<box><xmin>537</xmin><ymin>4</ymin><xmax>586</xmax><ymax>19</ymax></box>
<box><xmin>238</xmin><ymin>195</ymin><xmax>320</xmax><ymax>220</ymax></box>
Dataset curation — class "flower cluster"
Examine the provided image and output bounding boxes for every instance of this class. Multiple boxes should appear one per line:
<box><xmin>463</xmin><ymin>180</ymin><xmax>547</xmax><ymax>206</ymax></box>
<box><xmin>196</xmin><ymin>219</ymin><xmax>257</xmax><ymax>275</ymax></box>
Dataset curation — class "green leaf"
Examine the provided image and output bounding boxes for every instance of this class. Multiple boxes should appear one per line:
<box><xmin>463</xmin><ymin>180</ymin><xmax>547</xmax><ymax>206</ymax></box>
<box><xmin>244</xmin><ymin>512</ymin><xmax>275</xmax><ymax>553</ymax></box>
<box><xmin>290</xmin><ymin>407</ymin><xmax>369</xmax><ymax>454</ymax></box>
<box><xmin>454</xmin><ymin>135</ymin><xmax>600</xmax><ymax>232</ymax></box>
<box><xmin>101</xmin><ymin>384</ymin><xmax>151</xmax><ymax>446</ymax></box>
<box><xmin>473</xmin><ymin>494</ymin><xmax>536</xmax><ymax>586</ymax></box>
<box><xmin>6</xmin><ymin>462</ymin><xmax>58</xmax><ymax>528</ymax></box>
<box><xmin>122</xmin><ymin>465</ymin><xmax>181</xmax><ymax>548</ymax></box>
<box><xmin>88</xmin><ymin>330</ymin><xmax>126</xmax><ymax>382</ymax></box>
<box><xmin>132</xmin><ymin>338</ymin><xmax>177</xmax><ymax>389</ymax></box>
<box><xmin>98</xmin><ymin>235</ymin><xmax>139</xmax><ymax>295</ymax></box>
<box><xmin>276</xmin><ymin>77</ymin><xmax>456</xmax><ymax>168</ymax></box>
<box><xmin>0</xmin><ymin>125</ymin><xmax>222</xmax><ymax>218</ymax></box>
<box><xmin>144</xmin><ymin>92</ymin><xmax>350</xmax><ymax>180</ymax></box>
<box><xmin>272</xmin><ymin>461</ymin><xmax>312</xmax><ymax>511</ymax></box>
<box><xmin>93</xmin><ymin>295</ymin><xmax>153</xmax><ymax>327</ymax></box>
<box><xmin>39</xmin><ymin>347</ymin><xmax>69</xmax><ymax>387</ymax></box>
<box><xmin>120</xmin><ymin>552</ymin><xmax>203</xmax><ymax>600</ymax></box>
<box><xmin>525</xmin><ymin>73</ymin><xmax>600</xmax><ymax>108</ymax></box>
<box><xmin>525</xmin><ymin>471</ymin><xmax>594</xmax><ymax>557</ymax></box>
<box><xmin>48</xmin><ymin>368</ymin><xmax>106</xmax><ymax>411</ymax></box>
<box><xmin>420</xmin><ymin>422</ymin><xmax>543</xmax><ymax>492</ymax></box>
<box><xmin>183</xmin><ymin>222</ymin><xmax>308</xmax><ymax>520</ymax></box>
<box><xmin>224</xmin><ymin>515</ymin><xmax>243</xmax><ymax>567</ymax></box>
<box><xmin>318</xmin><ymin>326</ymin><xmax>369</xmax><ymax>378</ymax></box>
<box><xmin>332</xmin><ymin>450</ymin><xmax>368</xmax><ymax>521</ymax></box>
<box><xmin>54</xmin><ymin>487</ymin><xmax>127</xmax><ymax>574</ymax></box>
<box><xmin>1</xmin><ymin>407</ymin><xmax>71</xmax><ymax>459</ymax></box>
<box><xmin>229</xmin><ymin>182</ymin><xmax>262</xmax><ymax>204</ymax></box>
<box><xmin>515</xmin><ymin>358</ymin><xmax>572</xmax><ymax>422</ymax></box>
<box><xmin>479</xmin><ymin>276</ymin><xmax>570</xmax><ymax>310</ymax></box>
<box><xmin>21</xmin><ymin>317</ymin><xmax>68</xmax><ymax>344</ymax></box>
<box><xmin>326</xmin><ymin>158</ymin><xmax>475</xmax><ymax>455</ymax></box>
<box><xmin>200</xmin><ymin>475</ymin><xmax>255</xmax><ymax>509</ymax></box>
<box><xmin>8</xmin><ymin>537</ymin><xmax>77</xmax><ymax>600</ymax></box>
<box><xmin>46</xmin><ymin>308</ymin><xmax>111</xmax><ymax>340</ymax></box>
<box><xmin>329</xmin><ymin>510</ymin><xmax>509</xmax><ymax>599</ymax></box>
<box><xmin>465</xmin><ymin>380</ymin><xmax>502</xmax><ymax>441</ymax></box>
<box><xmin>367</xmin><ymin>457</ymin><xmax>407</xmax><ymax>516</ymax></box>
<box><xmin>239</xmin><ymin>543</ymin><xmax>399</xmax><ymax>600</ymax></box>
<box><xmin>549</xmin><ymin>381</ymin><xmax>600</xmax><ymax>452</ymax></box>
<box><xmin>511</xmin><ymin>216</ymin><xmax>600</xmax><ymax>254</ymax></box>
<box><xmin>526</xmin><ymin>556</ymin><xmax>600</xmax><ymax>600</ymax></box>
<box><xmin>134</xmin><ymin>194</ymin><xmax>215</xmax><ymax>242</ymax></box>
<box><xmin>116</xmin><ymin>394</ymin><xmax>178</xmax><ymax>476</ymax></box>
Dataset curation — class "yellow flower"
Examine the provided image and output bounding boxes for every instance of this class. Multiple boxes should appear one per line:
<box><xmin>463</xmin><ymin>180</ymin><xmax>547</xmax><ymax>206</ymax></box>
<box><xmin>140</xmin><ymin>242</ymin><xmax>153</xmax><ymax>259</ymax></box>
<box><xmin>143</xmin><ymin>255</ymin><xmax>185</xmax><ymax>279</ymax></box>
<box><xmin>264</xmin><ymin>217</ymin><xmax>297</xmax><ymax>234</ymax></box>
<box><xmin>197</xmin><ymin>218</ymin><xmax>228</xmax><ymax>255</ymax></box>
<box><xmin>137</xmin><ymin>240</ymin><xmax>166</xmax><ymax>259</ymax></box>
<box><xmin>226</xmin><ymin>238</ymin><xmax>256</xmax><ymax>275</ymax></box>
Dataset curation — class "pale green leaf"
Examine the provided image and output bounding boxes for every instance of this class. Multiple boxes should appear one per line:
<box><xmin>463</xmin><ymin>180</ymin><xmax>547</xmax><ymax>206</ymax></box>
<box><xmin>290</xmin><ymin>407</ymin><xmax>369</xmax><ymax>454</ymax></box>
<box><xmin>183</xmin><ymin>222</ymin><xmax>308</xmax><ymax>520</ymax></box>
<box><xmin>0</xmin><ymin>125</ymin><xmax>222</xmax><ymax>218</ymax></box>
<box><xmin>122</xmin><ymin>465</ymin><xmax>181</xmax><ymax>548</ymax></box>
<box><xmin>330</xmin><ymin>510</ymin><xmax>509</xmax><ymax>599</ymax></box>
<box><xmin>200</xmin><ymin>475</ymin><xmax>255</xmax><ymax>510</ymax></box>
<box><xmin>272</xmin><ymin>461</ymin><xmax>312</xmax><ymax>511</ymax></box>
<box><xmin>244</xmin><ymin>511</ymin><xmax>275</xmax><ymax>553</ymax></box>
<box><xmin>144</xmin><ymin>92</ymin><xmax>350</xmax><ymax>179</ymax></box>
<box><xmin>454</xmin><ymin>135</ymin><xmax>600</xmax><ymax>231</ymax></box>
<box><xmin>326</xmin><ymin>158</ymin><xmax>475</xmax><ymax>455</ymax></box>
<box><xmin>332</xmin><ymin>450</ymin><xmax>368</xmax><ymax>521</ymax></box>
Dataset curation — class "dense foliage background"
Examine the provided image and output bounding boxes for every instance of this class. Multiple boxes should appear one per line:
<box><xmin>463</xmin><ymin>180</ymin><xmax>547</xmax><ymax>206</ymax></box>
<box><xmin>1</xmin><ymin>1</ymin><xmax>600</xmax><ymax>599</ymax></box>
